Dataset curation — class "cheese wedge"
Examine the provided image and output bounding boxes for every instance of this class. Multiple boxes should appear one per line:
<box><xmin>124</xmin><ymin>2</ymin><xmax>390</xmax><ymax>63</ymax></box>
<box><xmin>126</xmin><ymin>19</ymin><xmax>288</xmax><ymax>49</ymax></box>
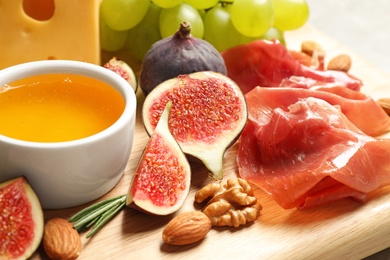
<box><xmin>0</xmin><ymin>0</ymin><xmax>100</xmax><ymax>70</ymax></box>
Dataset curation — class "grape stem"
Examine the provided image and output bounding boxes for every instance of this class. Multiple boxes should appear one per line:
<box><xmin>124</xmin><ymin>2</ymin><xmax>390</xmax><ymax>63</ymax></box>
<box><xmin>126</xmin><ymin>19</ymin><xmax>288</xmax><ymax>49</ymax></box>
<box><xmin>219</xmin><ymin>1</ymin><xmax>234</xmax><ymax>7</ymax></box>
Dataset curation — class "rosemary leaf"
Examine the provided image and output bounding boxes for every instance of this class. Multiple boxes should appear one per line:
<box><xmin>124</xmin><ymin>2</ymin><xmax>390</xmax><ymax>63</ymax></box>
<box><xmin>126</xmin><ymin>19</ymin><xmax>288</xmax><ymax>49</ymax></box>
<box><xmin>93</xmin><ymin>195</ymin><xmax>126</xmax><ymax>229</ymax></box>
<box><xmin>69</xmin><ymin>194</ymin><xmax>125</xmax><ymax>222</ymax></box>
<box><xmin>86</xmin><ymin>199</ymin><xmax>126</xmax><ymax>238</ymax></box>
<box><xmin>85</xmin><ymin>214</ymin><xmax>103</xmax><ymax>228</ymax></box>
<box><xmin>71</xmin><ymin>195</ymin><xmax>126</xmax><ymax>231</ymax></box>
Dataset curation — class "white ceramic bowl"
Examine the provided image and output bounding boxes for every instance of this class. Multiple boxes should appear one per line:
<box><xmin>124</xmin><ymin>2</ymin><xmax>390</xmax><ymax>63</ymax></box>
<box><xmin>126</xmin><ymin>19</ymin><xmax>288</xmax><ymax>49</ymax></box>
<box><xmin>0</xmin><ymin>60</ymin><xmax>136</xmax><ymax>209</ymax></box>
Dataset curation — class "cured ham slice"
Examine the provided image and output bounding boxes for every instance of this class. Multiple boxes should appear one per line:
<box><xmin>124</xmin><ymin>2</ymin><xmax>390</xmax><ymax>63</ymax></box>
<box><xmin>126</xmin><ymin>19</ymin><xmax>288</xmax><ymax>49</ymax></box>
<box><xmin>221</xmin><ymin>39</ymin><xmax>363</xmax><ymax>94</ymax></box>
<box><xmin>237</xmin><ymin>87</ymin><xmax>390</xmax><ymax>209</ymax></box>
<box><xmin>245</xmin><ymin>86</ymin><xmax>390</xmax><ymax>137</ymax></box>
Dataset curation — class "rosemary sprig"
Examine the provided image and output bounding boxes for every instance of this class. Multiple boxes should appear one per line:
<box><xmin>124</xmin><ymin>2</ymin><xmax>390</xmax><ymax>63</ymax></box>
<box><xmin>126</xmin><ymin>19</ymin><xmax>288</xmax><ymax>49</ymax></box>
<box><xmin>69</xmin><ymin>194</ymin><xmax>127</xmax><ymax>238</ymax></box>
<box><xmin>86</xmin><ymin>200</ymin><xmax>125</xmax><ymax>238</ymax></box>
<box><xmin>69</xmin><ymin>195</ymin><xmax>123</xmax><ymax>222</ymax></box>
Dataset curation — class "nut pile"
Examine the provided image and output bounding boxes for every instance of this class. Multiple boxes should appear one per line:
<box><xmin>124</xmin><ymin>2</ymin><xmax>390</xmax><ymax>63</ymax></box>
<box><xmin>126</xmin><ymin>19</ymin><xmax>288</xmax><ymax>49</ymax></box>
<box><xmin>195</xmin><ymin>178</ymin><xmax>262</xmax><ymax>228</ymax></box>
<box><xmin>301</xmin><ymin>40</ymin><xmax>352</xmax><ymax>72</ymax></box>
<box><xmin>161</xmin><ymin>178</ymin><xmax>262</xmax><ymax>246</ymax></box>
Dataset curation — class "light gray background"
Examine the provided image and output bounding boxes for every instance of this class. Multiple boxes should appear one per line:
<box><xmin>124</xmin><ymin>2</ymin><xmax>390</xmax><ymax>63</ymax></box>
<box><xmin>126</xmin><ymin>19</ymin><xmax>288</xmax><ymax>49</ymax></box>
<box><xmin>308</xmin><ymin>0</ymin><xmax>390</xmax><ymax>75</ymax></box>
<box><xmin>308</xmin><ymin>1</ymin><xmax>390</xmax><ymax>258</ymax></box>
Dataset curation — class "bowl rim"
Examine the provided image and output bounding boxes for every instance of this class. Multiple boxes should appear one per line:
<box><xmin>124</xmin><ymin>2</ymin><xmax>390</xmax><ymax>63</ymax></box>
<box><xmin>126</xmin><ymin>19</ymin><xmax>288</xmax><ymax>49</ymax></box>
<box><xmin>0</xmin><ymin>60</ymin><xmax>137</xmax><ymax>148</ymax></box>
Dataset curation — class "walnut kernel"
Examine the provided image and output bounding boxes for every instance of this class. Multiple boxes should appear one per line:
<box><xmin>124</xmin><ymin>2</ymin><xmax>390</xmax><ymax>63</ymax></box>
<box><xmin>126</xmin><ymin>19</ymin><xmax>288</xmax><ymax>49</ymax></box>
<box><xmin>195</xmin><ymin>178</ymin><xmax>262</xmax><ymax>228</ymax></box>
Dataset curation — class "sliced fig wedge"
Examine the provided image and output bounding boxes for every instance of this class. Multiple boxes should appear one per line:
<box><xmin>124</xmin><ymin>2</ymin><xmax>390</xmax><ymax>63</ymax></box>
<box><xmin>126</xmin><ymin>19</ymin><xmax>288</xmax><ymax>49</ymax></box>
<box><xmin>103</xmin><ymin>57</ymin><xmax>138</xmax><ymax>92</ymax></box>
<box><xmin>127</xmin><ymin>101</ymin><xmax>191</xmax><ymax>215</ymax></box>
<box><xmin>0</xmin><ymin>177</ymin><xmax>44</xmax><ymax>260</ymax></box>
<box><xmin>142</xmin><ymin>71</ymin><xmax>248</xmax><ymax>180</ymax></box>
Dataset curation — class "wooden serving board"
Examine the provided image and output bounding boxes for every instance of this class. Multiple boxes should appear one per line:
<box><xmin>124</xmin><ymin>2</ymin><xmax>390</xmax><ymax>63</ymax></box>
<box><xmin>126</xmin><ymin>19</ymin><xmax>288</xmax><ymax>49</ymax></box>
<box><xmin>31</xmin><ymin>24</ymin><xmax>390</xmax><ymax>259</ymax></box>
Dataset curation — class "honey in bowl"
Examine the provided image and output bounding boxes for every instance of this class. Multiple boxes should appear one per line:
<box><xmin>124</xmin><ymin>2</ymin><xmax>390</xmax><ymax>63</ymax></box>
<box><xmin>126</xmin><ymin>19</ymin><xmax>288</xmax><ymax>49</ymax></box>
<box><xmin>0</xmin><ymin>73</ymin><xmax>125</xmax><ymax>142</ymax></box>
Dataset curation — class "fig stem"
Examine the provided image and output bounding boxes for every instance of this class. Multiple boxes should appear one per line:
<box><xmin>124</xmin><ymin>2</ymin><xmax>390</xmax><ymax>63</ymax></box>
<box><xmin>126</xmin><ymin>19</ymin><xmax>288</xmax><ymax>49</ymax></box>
<box><xmin>176</xmin><ymin>22</ymin><xmax>192</xmax><ymax>39</ymax></box>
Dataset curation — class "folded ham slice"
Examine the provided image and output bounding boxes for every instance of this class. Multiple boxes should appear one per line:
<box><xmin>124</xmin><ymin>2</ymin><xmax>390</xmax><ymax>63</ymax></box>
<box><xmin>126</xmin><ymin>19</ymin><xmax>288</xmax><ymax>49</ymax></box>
<box><xmin>246</xmin><ymin>86</ymin><xmax>390</xmax><ymax>137</ymax></box>
<box><xmin>237</xmin><ymin>87</ymin><xmax>390</xmax><ymax>209</ymax></box>
<box><xmin>221</xmin><ymin>39</ymin><xmax>363</xmax><ymax>94</ymax></box>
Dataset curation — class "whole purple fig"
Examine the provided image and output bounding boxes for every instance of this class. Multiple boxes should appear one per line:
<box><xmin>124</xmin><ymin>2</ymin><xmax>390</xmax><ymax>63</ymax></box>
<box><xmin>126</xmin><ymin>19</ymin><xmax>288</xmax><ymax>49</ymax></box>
<box><xmin>139</xmin><ymin>21</ymin><xmax>227</xmax><ymax>96</ymax></box>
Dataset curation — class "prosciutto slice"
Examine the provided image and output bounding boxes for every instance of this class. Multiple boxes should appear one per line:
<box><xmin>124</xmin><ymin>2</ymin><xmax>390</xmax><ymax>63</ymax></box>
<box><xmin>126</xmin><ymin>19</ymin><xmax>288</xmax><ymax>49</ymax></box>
<box><xmin>221</xmin><ymin>39</ymin><xmax>363</xmax><ymax>94</ymax></box>
<box><xmin>245</xmin><ymin>86</ymin><xmax>390</xmax><ymax>137</ymax></box>
<box><xmin>238</xmin><ymin>87</ymin><xmax>390</xmax><ymax>209</ymax></box>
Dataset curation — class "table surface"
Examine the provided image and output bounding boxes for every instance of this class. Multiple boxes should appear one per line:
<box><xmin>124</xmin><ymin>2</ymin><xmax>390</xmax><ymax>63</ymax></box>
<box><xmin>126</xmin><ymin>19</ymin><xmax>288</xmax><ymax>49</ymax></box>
<box><xmin>28</xmin><ymin>23</ymin><xmax>390</xmax><ymax>260</ymax></box>
<box><xmin>308</xmin><ymin>4</ymin><xmax>390</xmax><ymax>257</ymax></box>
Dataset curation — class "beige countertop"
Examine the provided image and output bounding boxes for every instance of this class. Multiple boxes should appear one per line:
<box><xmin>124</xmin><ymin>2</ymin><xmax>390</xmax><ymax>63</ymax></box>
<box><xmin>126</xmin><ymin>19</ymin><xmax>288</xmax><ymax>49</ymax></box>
<box><xmin>308</xmin><ymin>2</ymin><xmax>390</xmax><ymax>258</ymax></box>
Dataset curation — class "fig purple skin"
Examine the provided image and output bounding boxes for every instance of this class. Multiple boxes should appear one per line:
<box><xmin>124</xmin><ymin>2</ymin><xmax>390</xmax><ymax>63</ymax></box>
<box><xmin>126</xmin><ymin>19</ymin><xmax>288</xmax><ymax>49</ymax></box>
<box><xmin>139</xmin><ymin>21</ymin><xmax>227</xmax><ymax>96</ymax></box>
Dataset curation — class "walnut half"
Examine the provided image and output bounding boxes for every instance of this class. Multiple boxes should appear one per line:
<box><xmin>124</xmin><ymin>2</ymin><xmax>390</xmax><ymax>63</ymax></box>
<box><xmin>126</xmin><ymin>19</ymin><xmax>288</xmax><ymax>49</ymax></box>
<box><xmin>195</xmin><ymin>178</ymin><xmax>262</xmax><ymax>228</ymax></box>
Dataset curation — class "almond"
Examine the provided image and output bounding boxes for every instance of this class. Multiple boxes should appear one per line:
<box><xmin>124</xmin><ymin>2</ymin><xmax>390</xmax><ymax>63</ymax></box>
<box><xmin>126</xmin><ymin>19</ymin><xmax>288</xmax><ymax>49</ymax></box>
<box><xmin>301</xmin><ymin>41</ymin><xmax>325</xmax><ymax>57</ymax></box>
<box><xmin>43</xmin><ymin>218</ymin><xmax>82</xmax><ymax>260</ymax></box>
<box><xmin>162</xmin><ymin>211</ymin><xmax>212</xmax><ymax>245</ymax></box>
<box><xmin>327</xmin><ymin>54</ymin><xmax>352</xmax><ymax>72</ymax></box>
<box><xmin>377</xmin><ymin>98</ymin><xmax>390</xmax><ymax>115</ymax></box>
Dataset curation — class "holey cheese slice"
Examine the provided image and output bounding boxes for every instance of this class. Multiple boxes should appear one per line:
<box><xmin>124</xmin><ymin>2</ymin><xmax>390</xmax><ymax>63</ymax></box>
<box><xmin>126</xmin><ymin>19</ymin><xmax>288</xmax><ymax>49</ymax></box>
<box><xmin>0</xmin><ymin>0</ymin><xmax>100</xmax><ymax>69</ymax></box>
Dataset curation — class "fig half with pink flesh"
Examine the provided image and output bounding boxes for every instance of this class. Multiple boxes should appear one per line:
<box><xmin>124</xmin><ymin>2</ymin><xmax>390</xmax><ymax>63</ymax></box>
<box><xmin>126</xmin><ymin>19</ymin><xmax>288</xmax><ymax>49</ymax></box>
<box><xmin>103</xmin><ymin>57</ymin><xmax>138</xmax><ymax>92</ymax></box>
<box><xmin>127</xmin><ymin>101</ymin><xmax>191</xmax><ymax>215</ymax></box>
<box><xmin>0</xmin><ymin>177</ymin><xmax>44</xmax><ymax>260</ymax></box>
<box><xmin>142</xmin><ymin>71</ymin><xmax>248</xmax><ymax>180</ymax></box>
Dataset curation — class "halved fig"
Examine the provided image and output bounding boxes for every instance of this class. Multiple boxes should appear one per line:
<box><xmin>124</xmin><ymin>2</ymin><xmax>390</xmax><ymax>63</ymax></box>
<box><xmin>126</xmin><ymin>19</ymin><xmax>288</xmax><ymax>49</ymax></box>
<box><xmin>103</xmin><ymin>57</ymin><xmax>138</xmax><ymax>92</ymax></box>
<box><xmin>127</xmin><ymin>102</ymin><xmax>191</xmax><ymax>215</ymax></box>
<box><xmin>0</xmin><ymin>177</ymin><xmax>44</xmax><ymax>260</ymax></box>
<box><xmin>142</xmin><ymin>71</ymin><xmax>248</xmax><ymax>180</ymax></box>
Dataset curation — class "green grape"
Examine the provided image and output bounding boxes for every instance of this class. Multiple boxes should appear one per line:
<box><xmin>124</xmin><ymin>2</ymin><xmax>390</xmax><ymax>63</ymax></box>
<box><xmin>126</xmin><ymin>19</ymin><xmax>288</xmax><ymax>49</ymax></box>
<box><xmin>127</xmin><ymin>3</ymin><xmax>162</xmax><ymax>61</ymax></box>
<box><xmin>159</xmin><ymin>3</ymin><xmax>204</xmax><ymax>38</ymax></box>
<box><xmin>100</xmin><ymin>13</ymin><xmax>128</xmax><ymax>52</ymax></box>
<box><xmin>152</xmin><ymin>0</ymin><xmax>182</xmax><ymax>8</ymax></box>
<box><xmin>203</xmin><ymin>5</ymin><xmax>242</xmax><ymax>52</ymax></box>
<box><xmin>260</xmin><ymin>27</ymin><xmax>285</xmax><ymax>45</ymax></box>
<box><xmin>100</xmin><ymin>0</ymin><xmax>150</xmax><ymax>31</ymax></box>
<box><xmin>198</xmin><ymin>8</ymin><xmax>206</xmax><ymax>19</ymax></box>
<box><xmin>238</xmin><ymin>27</ymin><xmax>285</xmax><ymax>46</ymax></box>
<box><xmin>238</xmin><ymin>35</ymin><xmax>260</xmax><ymax>45</ymax></box>
<box><xmin>272</xmin><ymin>0</ymin><xmax>309</xmax><ymax>31</ymax></box>
<box><xmin>230</xmin><ymin>0</ymin><xmax>274</xmax><ymax>38</ymax></box>
<box><xmin>183</xmin><ymin>0</ymin><xmax>219</xmax><ymax>10</ymax></box>
<box><xmin>234</xmin><ymin>27</ymin><xmax>286</xmax><ymax>51</ymax></box>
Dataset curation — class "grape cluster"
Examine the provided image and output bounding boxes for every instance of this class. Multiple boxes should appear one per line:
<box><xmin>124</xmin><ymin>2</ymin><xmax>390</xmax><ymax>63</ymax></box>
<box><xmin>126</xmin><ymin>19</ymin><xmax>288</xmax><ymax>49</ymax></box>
<box><xmin>100</xmin><ymin>0</ymin><xmax>309</xmax><ymax>61</ymax></box>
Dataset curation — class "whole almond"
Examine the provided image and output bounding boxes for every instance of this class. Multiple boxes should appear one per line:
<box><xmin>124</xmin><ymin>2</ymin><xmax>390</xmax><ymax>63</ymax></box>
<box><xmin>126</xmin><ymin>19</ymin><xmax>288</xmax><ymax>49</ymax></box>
<box><xmin>162</xmin><ymin>211</ymin><xmax>212</xmax><ymax>245</ymax></box>
<box><xmin>327</xmin><ymin>54</ymin><xmax>352</xmax><ymax>72</ymax></box>
<box><xmin>301</xmin><ymin>41</ymin><xmax>325</xmax><ymax>57</ymax></box>
<box><xmin>43</xmin><ymin>218</ymin><xmax>82</xmax><ymax>260</ymax></box>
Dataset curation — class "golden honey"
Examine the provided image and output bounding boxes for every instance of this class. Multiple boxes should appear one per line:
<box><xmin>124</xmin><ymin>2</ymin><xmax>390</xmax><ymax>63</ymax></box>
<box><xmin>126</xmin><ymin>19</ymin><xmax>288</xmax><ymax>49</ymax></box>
<box><xmin>0</xmin><ymin>73</ymin><xmax>125</xmax><ymax>142</ymax></box>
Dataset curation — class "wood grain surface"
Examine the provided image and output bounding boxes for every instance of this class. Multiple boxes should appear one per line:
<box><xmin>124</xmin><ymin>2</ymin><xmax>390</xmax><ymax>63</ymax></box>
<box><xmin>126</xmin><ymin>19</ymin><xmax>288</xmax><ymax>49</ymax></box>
<box><xmin>31</xmin><ymin>24</ymin><xmax>390</xmax><ymax>260</ymax></box>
